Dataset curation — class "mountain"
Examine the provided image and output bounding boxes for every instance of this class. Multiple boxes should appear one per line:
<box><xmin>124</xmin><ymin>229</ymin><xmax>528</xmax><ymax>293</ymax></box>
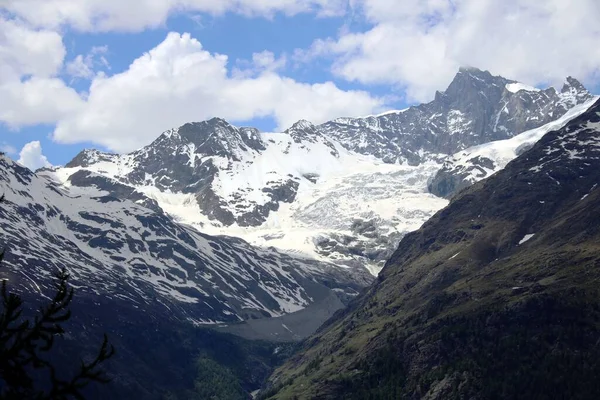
<box><xmin>428</xmin><ymin>98</ymin><xmax>597</xmax><ymax>198</ymax></box>
<box><xmin>0</xmin><ymin>154</ymin><xmax>371</xmax><ymax>326</ymax></box>
<box><xmin>261</xmin><ymin>98</ymin><xmax>600</xmax><ymax>399</ymax></box>
<box><xmin>2</xmin><ymin>67</ymin><xmax>597</xmax><ymax>398</ymax></box>
<box><xmin>54</xmin><ymin>119</ymin><xmax>448</xmax><ymax>276</ymax></box>
<box><xmin>320</xmin><ymin>68</ymin><xmax>593</xmax><ymax>164</ymax></box>
<box><xmin>52</xmin><ymin>68</ymin><xmax>594</xmax><ymax>275</ymax></box>
<box><xmin>0</xmin><ymin>152</ymin><xmax>376</xmax><ymax>398</ymax></box>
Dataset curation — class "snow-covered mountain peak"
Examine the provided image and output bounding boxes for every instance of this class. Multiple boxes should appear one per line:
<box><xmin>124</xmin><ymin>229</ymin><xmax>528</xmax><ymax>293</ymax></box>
<box><xmin>429</xmin><ymin>96</ymin><xmax>599</xmax><ymax>198</ymax></box>
<box><xmin>66</xmin><ymin>148</ymin><xmax>120</xmax><ymax>168</ymax></box>
<box><xmin>287</xmin><ymin>119</ymin><xmax>315</xmax><ymax>131</ymax></box>
<box><xmin>284</xmin><ymin>119</ymin><xmax>320</xmax><ymax>142</ymax></box>
<box><xmin>282</xmin><ymin>119</ymin><xmax>339</xmax><ymax>157</ymax></box>
<box><xmin>560</xmin><ymin>76</ymin><xmax>593</xmax><ymax>106</ymax></box>
<box><xmin>51</xmin><ymin>68</ymin><xmax>596</xmax><ymax>274</ymax></box>
<box><xmin>0</xmin><ymin>152</ymin><xmax>372</xmax><ymax>328</ymax></box>
<box><xmin>173</xmin><ymin>118</ymin><xmax>266</xmax><ymax>160</ymax></box>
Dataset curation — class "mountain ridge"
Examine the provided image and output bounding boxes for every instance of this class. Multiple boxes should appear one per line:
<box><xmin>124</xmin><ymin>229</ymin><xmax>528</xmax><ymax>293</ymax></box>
<box><xmin>0</xmin><ymin>154</ymin><xmax>372</xmax><ymax>326</ymax></box>
<box><xmin>50</xmin><ymin>67</ymin><xmax>594</xmax><ymax>275</ymax></box>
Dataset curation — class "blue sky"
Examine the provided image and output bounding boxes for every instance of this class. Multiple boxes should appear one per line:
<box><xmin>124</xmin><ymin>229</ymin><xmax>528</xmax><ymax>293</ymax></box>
<box><xmin>1</xmin><ymin>0</ymin><xmax>599</xmax><ymax>168</ymax></box>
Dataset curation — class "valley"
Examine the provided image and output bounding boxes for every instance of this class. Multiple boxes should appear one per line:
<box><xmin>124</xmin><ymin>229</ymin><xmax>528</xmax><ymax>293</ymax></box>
<box><xmin>1</xmin><ymin>66</ymin><xmax>598</xmax><ymax>399</ymax></box>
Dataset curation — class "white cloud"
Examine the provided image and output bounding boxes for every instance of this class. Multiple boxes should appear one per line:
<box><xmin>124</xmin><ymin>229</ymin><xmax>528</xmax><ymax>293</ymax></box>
<box><xmin>0</xmin><ymin>17</ymin><xmax>83</xmax><ymax>127</ymax></box>
<box><xmin>5</xmin><ymin>0</ymin><xmax>598</xmax><ymax>157</ymax></box>
<box><xmin>251</xmin><ymin>51</ymin><xmax>287</xmax><ymax>72</ymax></box>
<box><xmin>0</xmin><ymin>16</ymin><xmax>381</xmax><ymax>151</ymax></box>
<box><xmin>52</xmin><ymin>32</ymin><xmax>384</xmax><ymax>152</ymax></box>
<box><xmin>17</xmin><ymin>141</ymin><xmax>52</xmax><ymax>170</ymax></box>
<box><xmin>65</xmin><ymin>45</ymin><xmax>111</xmax><ymax>80</ymax></box>
<box><xmin>233</xmin><ymin>50</ymin><xmax>287</xmax><ymax>78</ymax></box>
<box><xmin>65</xmin><ymin>54</ymin><xmax>94</xmax><ymax>79</ymax></box>
<box><xmin>4</xmin><ymin>0</ymin><xmax>348</xmax><ymax>32</ymax></box>
<box><xmin>0</xmin><ymin>17</ymin><xmax>66</xmax><ymax>82</ymax></box>
<box><xmin>301</xmin><ymin>0</ymin><xmax>600</xmax><ymax>102</ymax></box>
<box><xmin>0</xmin><ymin>77</ymin><xmax>83</xmax><ymax>127</ymax></box>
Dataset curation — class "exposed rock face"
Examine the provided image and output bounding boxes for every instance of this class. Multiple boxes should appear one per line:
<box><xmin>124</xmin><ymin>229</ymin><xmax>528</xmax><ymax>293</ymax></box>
<box><xmin>319</xmin><ymin>67</ymin><xmax>592</xmax><ymax>164</ymax></box>
<box><xmin>68</xmin><ymin>169</ymin><xmax>164</xmax><ymax>213</ymax></box>
<box><xmin>0</xmin><ymin>154</ymin><xmax>374</xmax><ymax>400</ymax></box>
<box><xmin>428</xmin><ymin>98</ymin><xmax>597</xmax><ymax>198</ymax></box>
<box><xmin>285</xmin><ymin>120</ymin><xmax>339</xmax><ymax>156</ymax></box>
<box><xmin>427</xmin><ymin>155</ymin><xmax>495</xmax><ymax>198</ymax></box>
<box><xmin>262</xmin><ymin>98</ymin><xmax>600</xmax><ymax>400</ymax></box>
<box><xmin>63</xmin><ymin>119</ymin><xmax>332</xmax><ymax>228</ymax></box>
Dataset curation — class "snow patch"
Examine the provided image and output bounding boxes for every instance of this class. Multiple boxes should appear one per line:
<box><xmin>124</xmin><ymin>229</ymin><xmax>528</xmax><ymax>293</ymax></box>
<box><xmin>518</xmin><ymin>234</ymin><xmax>535</xmax><ymax>245</ymax></box>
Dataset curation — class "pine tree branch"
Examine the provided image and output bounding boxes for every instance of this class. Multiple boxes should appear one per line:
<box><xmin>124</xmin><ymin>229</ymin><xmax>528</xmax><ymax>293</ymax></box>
<box><xmin>0</xmin><ymin>268</ymin><xmax>115</xmax><ymax>398</ymax></box>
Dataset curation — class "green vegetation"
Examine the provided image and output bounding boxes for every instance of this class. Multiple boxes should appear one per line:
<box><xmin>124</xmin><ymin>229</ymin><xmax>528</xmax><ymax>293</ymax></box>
<box><xmin>165</xmin><ymin>356</ymin><xmax>246</xmax><ymax>400</ymax></box>
<box><xmin>161</xmin><ymin>329</ymin><xmax>297</xmax><ymax>399</ymax></box>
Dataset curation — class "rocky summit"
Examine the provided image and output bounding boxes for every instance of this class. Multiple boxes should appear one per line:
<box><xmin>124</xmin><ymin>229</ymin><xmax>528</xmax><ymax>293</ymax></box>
<box><xmin>320</xmin><ymin>67</ymin><xmax>593</xmax><ymax>164</ymax></box>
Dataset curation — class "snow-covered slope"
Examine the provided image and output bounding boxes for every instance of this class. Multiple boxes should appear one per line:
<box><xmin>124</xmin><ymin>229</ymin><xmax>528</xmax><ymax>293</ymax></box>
<box><xmin>0</xmin><ymin>155</ymin><xmax>372</xmax><ymax>326</ymax></box>
<box><xmin>49</xmin><ymin>68</ymin><xmax>595</xmax><ymax>275</ymax></box>
<box><xmin>428</xmin><ymin>96</ymin><xmax>599</xmax><ymax>198</ymax></box>
<box><xmin>52</xmin><ymin>124</ymin><xmax>449</xmax><ymax>275</ymax></box>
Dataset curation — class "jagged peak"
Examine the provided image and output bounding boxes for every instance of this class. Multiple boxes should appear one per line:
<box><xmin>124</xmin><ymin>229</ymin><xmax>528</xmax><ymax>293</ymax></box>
<box><xmin>140</xmin><ymin>118</ymin><xmax>238</xmax><ymax>153</ymax></box>
<box><xmin>176</xmin><ymin>118</ymin><xmax>239</xmax><ymax>142</ymax></box>
<box><xmin>444</xmin><ymin>66</ymin><xmax>512</xmax><ymax>100</ymax></box>
<box><xmin>457</xmin><ymin>65</ymin><xmax>486</xmax><ymax>74</ymax></box>
<box><xmin>455</xmin><ymin>66</ymin><xmax>500</xmax><ymax>80</ymax></box>
<box><xmin>451</xmin><ymin>66</ymin><xmax>511</xmax><ymax>85</ymax></box>
<box><xmin>284</xmin><ymin>119</ymin><xmax>322</xmax><ymax>142</ymax></box>
<box><xmin>65</xmin><ymin>148</ymin><xmax>116</xmax><ymax>168</ymax></box>
<box><xmin>180</xmin><ymin>117</ymin><xmax>235</xmax><ymax>131</ymax></box>
<box><xmin>286</xmin><ymin>119</ymin><xmax>316</xmax><ymax>131</ymax></box>
<box><xmin>561</xmin><ymin>76</ymin><xmax>589</xmax><ymax>94</ymax></box>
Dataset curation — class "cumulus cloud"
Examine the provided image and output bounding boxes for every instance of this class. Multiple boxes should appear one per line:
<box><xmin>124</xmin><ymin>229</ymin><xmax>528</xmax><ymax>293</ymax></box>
<box><xmin>52</xmin><ymin>32</ymin><xmax>383</xmax><ymax>152</ymax></box>
<box><xmin>301</xmin><ymin>0</ymin><xmax>600</xmax><ymax>102</ymax></box>
<box><xmin>4</xmin><ymin>0</ymin><xmax>599</xmax><ymax>156</ymax></box>
<box><xmin>0</xmin><ymin>78</ymin><xmax>83</xmax><ymax>127</ymax></box>
<box><xmin>0</xmin><ymin>17</ymin><xmax>83</xmax><ymax>127</ymax></box>
<box><xmin>17</xmin><ymin>141</ymin><xmax>52</xmax><ymax>171</ymax></box>
<box><xmin>4</xmin><ymin>0</ymin><xmax>348</xmax><ymax>32</ymax></box>
<box><xmin>0</xmin><ymin>17</ymin><xmax>66</xmax><ymax>82</ymax></box>
<box><xmin>65</xmin><ymin>55</ymin><xmax>94</xmax><ymax>80</ymax></box>
<box><xmin>250</xmin><ymin>51</ymin><xmax>287</xmax><ymax>73</ymax></box>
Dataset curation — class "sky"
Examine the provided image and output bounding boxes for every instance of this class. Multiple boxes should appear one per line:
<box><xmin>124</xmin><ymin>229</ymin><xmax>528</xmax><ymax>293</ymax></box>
<box><xmin>1</xmin><ymin>0</ymin><xmax>600</xmax><ymax>170</ymax></box>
